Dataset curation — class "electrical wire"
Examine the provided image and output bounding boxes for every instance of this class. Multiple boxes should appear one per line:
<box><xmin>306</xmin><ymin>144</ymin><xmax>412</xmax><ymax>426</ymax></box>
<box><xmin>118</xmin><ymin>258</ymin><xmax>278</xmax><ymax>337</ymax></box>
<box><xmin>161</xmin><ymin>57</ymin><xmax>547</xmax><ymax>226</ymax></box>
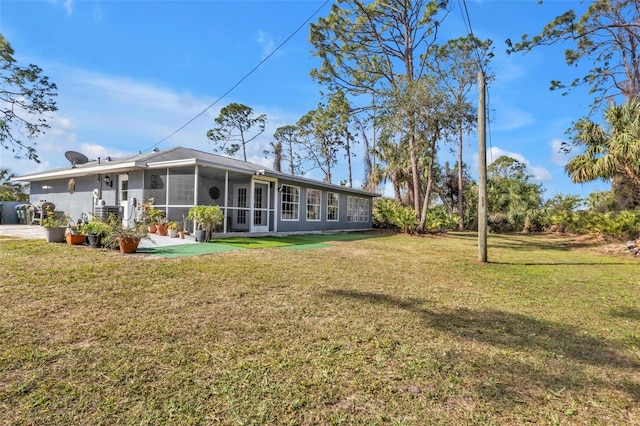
<box><xmin>143</xmin><ymin>0</ymin><xmax>331</xmax><ymax>153</ymax></box>
<box><xmin>458</xmin><ymin>0</ymin><xmax>493</xmax><ymax>160</ymax></box>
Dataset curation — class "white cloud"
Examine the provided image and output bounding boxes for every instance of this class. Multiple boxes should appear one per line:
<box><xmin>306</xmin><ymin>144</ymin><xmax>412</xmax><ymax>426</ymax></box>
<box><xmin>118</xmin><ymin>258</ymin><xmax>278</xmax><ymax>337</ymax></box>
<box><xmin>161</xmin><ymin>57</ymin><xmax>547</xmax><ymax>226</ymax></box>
<box><xmin>47</xmin><ymin>0</ymin><xmax>73</xmax><ymax>15</ymax></box>
<box><xmin>1</xmin><ymin>64</ymin><xmax>312</xmax><ymax>178</ymax></box>
<box><xmin>256</xmin><ymin>30</ymin><xmax>276</xmax><ymax>60</ymax></box>
<box><xmin>549</xmin><ymin>138</ymin><xmax>571</xmax><ymax>166</ymax></box>
<box><xmin>491</xmin><ymin>105</ymin><xmax>535</xmax><ymax>131</ymax></box>
<box><xmin>485</xmin><ymin>146</ymin><xmax>553</xmax><ymax>182</ymax></box>
<box><xmin>93</xmin><ymin>4</ymin><xmax>103</xmax><ymax>21</ymax></box>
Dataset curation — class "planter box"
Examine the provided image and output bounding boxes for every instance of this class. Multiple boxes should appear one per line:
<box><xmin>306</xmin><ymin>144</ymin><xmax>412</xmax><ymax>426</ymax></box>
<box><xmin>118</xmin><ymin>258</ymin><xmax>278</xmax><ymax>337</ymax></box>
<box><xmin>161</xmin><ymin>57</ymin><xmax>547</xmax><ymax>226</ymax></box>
<box><xmin>66</xmin><ymin>234</ymin><xmax>86</xmax><ymax>245</ymax></box>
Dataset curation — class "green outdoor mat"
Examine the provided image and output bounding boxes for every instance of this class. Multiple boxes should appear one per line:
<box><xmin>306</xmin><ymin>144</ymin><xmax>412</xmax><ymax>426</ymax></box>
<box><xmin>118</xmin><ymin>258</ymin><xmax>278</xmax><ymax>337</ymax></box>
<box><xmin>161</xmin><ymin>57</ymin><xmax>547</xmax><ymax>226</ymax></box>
<box><xmin>138</xmin><ymin>243</ymin><xmax>242</xmax><ymax>258</ymax></box>
<box><xmin>140</xmin><ymin>232</ymin><xmax>378</xmax><ymax>258</ymax></box>
<box><xmin>210</xmin><ymin>233</ymin><xmax>375</xmax><ymax>250</ymax></box>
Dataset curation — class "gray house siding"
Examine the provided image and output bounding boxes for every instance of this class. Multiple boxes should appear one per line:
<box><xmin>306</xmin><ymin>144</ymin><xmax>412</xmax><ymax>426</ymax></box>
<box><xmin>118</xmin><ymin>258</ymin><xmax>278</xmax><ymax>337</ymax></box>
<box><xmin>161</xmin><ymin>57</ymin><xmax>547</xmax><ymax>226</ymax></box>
<box><xmin>275</xmin><ymin>180</ymin><xmax>373</xmax><ymax>233</ymax></box>
<box><xmin>28</xmin><ymin>172</ymin><xmax>145</xmax><ymax>224</ymax></box>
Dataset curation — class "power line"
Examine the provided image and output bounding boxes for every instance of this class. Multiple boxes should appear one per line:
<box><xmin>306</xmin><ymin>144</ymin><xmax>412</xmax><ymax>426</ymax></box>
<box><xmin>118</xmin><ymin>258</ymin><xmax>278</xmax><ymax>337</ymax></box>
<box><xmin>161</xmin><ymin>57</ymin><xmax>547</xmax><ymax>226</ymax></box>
<box><xmin>457</xmin><ymin>0</ymin><xmax>485</xmax><ymax>71</ymax></box>
<box><xmin>143</xmin><ymin>0</ymin><xmax>331</xmax><ymax>153</ymax></box>
<box><xmin>458</xmin><ymin>0</ymin><xmax>493</xmax><ymax>160</ymax></box>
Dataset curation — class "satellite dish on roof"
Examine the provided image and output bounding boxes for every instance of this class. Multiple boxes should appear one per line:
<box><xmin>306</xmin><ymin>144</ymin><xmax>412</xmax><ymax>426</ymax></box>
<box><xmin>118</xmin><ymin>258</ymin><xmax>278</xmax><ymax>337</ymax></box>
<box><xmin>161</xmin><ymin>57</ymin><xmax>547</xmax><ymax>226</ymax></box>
<box><xmin>65</xmin><ymin>150</ymin><xmax>89</xmax><ymax>168</ymax></box>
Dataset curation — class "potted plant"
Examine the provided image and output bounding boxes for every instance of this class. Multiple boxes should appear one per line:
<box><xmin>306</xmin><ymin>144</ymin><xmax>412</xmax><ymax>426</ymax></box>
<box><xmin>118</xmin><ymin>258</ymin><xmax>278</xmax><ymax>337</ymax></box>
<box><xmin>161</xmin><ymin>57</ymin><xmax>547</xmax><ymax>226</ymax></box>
<box><xmin>145</xmin><ymin>207</ymin><xmax>164</xmax><ymax>233</ymax></box>
<box><xmin>178</xmin><ymin>215</ymin><xmax>189</xmax><ymax>239</ymax></box>
<box><xmin>41</xmin><ymin>208</ymin><xmax>71</xmax><ymax>243</ymax></box>
<box><xmin>66</xmin><ymin>231</ymin><xmax>86</xmax><ymax>245</ymax></box>
<box><xmin>80</xmin><ymin>220</ymin><xmax>110</xmax><ymax>248</ymax></box>
<box><xmin>65</xmin><ymin>219</ymin><xmax>86</xmax><ymax>245</ymax></box>
<box><xmin>187</xmin><ymin>205</ymin><xmax>224</xmax><ymax>242</ymax></box>
<box><xmin>155</xmin><ymin>216</ymin><xmax>170</xmax><ymax>236</ymax></box>
<box><xmin>102</xmin><ymin>214</ymin><xmax>151</xmax><ymax>253</ymax></box>
<box><xmin>167</xmin><ymin>221</ymin><xmax>180</xmax><ymax>238</ymax></box>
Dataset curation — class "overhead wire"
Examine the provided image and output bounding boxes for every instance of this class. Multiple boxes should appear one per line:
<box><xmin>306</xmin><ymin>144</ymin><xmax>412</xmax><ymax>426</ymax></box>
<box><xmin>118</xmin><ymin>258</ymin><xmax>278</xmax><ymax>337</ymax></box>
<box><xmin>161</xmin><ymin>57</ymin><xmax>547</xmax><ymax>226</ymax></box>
<box><xmin>143</xmin><ymin>0</ymin><xmax>331</xmax><ymax>153</ymax></box>
<box><xmin>458</xmin><ymin>0</ymin><xmax>493</xmax><ymax>160</ymax></box>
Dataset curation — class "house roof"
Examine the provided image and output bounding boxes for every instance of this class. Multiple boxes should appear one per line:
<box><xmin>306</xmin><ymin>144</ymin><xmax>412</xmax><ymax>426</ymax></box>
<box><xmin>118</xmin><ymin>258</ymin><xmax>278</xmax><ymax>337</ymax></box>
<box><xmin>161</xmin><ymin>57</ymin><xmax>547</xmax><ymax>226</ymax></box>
<box><xmin>13</xmin><ymin>146</ymin><xmax>380</xmax><ymax>197</ymax></box>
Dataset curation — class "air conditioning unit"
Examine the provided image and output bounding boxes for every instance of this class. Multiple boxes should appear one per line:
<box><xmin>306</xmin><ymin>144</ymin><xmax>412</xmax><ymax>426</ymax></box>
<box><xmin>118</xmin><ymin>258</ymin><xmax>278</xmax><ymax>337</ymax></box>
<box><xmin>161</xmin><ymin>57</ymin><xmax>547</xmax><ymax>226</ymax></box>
<box><xmin>94</xmin><ymin>205</ymin><xmax>123</xmax><ymax>220</ymax></box>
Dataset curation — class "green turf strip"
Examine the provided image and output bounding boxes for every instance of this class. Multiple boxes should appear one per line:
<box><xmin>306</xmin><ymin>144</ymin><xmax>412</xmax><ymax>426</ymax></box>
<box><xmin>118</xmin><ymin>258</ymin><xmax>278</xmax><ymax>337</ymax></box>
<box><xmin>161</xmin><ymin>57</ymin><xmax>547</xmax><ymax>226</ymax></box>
<box><xmin>137</xmin><ymin>243</ymin><xmax>242</xmax><ymax>258</ymax></box>
<box><xmin>210</xmin><ymin>232</ymin><xmax>375</xmax><ymax>249</ymax></box>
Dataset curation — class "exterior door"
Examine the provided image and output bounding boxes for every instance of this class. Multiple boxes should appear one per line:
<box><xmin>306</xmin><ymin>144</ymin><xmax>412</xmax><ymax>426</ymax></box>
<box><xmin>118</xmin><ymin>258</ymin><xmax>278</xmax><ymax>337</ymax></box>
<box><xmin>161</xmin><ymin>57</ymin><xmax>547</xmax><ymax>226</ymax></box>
<box><xmin>233</xmin><ymin>185</ymin><xmax>249</xmax><ymax>231</ymax></box>
<box><xmin>119</xmin><ymin>174</ymin><xmax>130</xmax><ymax>227</ymax></box>
<box><xmin>251</xmin><ymin>182</ymin><xmax>269</xmax><ymax>232</ymax></box>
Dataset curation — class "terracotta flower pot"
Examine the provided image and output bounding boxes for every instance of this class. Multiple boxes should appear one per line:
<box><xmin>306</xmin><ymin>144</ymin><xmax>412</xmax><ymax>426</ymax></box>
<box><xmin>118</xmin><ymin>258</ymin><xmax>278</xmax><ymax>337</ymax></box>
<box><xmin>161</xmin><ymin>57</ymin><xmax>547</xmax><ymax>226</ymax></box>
<box><xmin>148</xmin><ymin>225</ymin><xmax>157</xmax><ymax>233</ymax></box>
<box><xmin>155</xmin><ymin>225</ymin><xmax>167</xmax><ymax>236</ymax></box>
<box><xmin>118</xmin><ymin>237</ymin><xmax>140</xmax><ymax>253</ymax></box>
<box><xmin>66</xmin><ymin>233</ymin><xmax>86</xmax><ymax>245</ymax></box>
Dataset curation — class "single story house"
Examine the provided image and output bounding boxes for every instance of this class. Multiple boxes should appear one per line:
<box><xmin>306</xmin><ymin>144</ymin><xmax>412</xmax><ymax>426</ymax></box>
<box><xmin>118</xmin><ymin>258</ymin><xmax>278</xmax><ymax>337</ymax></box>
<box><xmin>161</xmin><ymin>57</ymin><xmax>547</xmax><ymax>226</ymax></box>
<box><xmin>13</xmin><ymin>146</ymin><xmax>379</xmax><ymax>234</ymax></box>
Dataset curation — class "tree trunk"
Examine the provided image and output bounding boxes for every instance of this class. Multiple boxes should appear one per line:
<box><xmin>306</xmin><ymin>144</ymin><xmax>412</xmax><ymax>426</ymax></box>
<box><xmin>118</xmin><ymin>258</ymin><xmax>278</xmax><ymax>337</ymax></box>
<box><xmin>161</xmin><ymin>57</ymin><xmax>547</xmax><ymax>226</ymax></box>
<box><xmin>273</xmin><ymin>141</ymin><xmax>282</xmax><ymax>172</ymax></box>
<box><xmin>408</xmin><ymin>133</ymin><xmax>421</xmax><ymax>216</ymax></box>
<box><xmin>288</xmin><ymin>140</ymin><xmax>295</xmax><ymax>175</ymax></box>
<box><xmin>418</xmin><ymin>159</ymin><xmax>434</xmax><ymax>232</ymax></box>
<box><xmin>418</xmin><ymin>136</ymin><xmax>438</xmax><ymax>231</ymax></box>
<box><xmin>457</xmin><ymin>123</ymin><xmax>464</xmax><ymax>230</ymax></box>
<box><xmin>345</xmin><ymin>130</ymin><xmax>353</xmax><ymax>188</ymax></box>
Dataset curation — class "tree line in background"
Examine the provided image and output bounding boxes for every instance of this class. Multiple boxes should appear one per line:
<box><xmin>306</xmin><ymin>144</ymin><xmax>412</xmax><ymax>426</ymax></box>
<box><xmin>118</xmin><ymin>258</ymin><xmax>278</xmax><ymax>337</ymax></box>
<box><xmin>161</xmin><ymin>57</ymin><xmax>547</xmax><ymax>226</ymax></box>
<box><xmin>205</xmin><ymin>0</ymin><xmax>640</xmax><ymax>240</ymax></box>
<box><xmin>3</xmin><ymin>1</ymin><xmax>640</xmax><ymax>241</ymax></box>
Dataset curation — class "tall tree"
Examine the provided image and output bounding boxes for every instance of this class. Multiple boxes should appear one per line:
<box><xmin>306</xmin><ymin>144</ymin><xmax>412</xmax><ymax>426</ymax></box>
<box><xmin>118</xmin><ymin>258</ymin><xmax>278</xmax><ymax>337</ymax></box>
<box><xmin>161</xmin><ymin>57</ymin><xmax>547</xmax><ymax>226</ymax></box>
<box><xmin>265</xmin><ymin>125</ymin><xmax>303</xmax><ymax>175</ymax></box>
<box><xmin>310</xmin><ymin>0</ymin><xmax>450</xmax><ymax>216</ymax></box>
<box><xmin>296</xmin><ymin>91</ymin><xmax>354</xmax><ymax>184</ymax></box>
<box><xmin>564</xmin><ymin>98</ymin><xmax>640</xmax><ymax>209</ymax></box>
<box><xmin>426</xmin><ymin>35</ymin><xmax>494</xmax><ymax>230</ymax></box>
<box><xmin>506</xmin><ymin>0</ymin><xmax>640</xmax><ymax>112</ymax></box>
<box><xmin>206</xmin><ymin>103</ymin><xmax>267</xmax><ymax>162</ymax></box>
<box><xmin>0</xmin><ymin>34</ymin><xmax>57</xmax><ymax>163</ymax></box>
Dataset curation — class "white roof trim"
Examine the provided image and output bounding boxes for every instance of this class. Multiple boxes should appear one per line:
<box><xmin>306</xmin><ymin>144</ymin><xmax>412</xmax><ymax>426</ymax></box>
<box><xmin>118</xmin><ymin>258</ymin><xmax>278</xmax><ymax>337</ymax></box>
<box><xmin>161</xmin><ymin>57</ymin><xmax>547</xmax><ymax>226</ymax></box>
<box><xmin>12</xmin><ymin>162</ymin><xmax>145</xmax><ymax>182</ymax></box>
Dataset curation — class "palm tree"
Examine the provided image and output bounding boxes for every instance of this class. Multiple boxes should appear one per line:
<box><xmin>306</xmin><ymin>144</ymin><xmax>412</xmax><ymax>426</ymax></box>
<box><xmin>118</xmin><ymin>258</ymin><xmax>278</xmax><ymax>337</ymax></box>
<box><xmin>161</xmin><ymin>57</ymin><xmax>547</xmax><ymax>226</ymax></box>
<box><xmin>565</xmin><ymin>99</ymin><xmax>640</xmax><ymax>208</ymax></box>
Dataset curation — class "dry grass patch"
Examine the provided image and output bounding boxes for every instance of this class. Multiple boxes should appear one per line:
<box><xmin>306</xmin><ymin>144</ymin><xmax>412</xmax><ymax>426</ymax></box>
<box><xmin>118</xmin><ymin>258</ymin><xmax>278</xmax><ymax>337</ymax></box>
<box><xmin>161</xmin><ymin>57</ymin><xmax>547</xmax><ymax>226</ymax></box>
<box><xmin>1</xmin><ymin>233</ymin><xmax>639</xmax><ymax>425</ymax></box>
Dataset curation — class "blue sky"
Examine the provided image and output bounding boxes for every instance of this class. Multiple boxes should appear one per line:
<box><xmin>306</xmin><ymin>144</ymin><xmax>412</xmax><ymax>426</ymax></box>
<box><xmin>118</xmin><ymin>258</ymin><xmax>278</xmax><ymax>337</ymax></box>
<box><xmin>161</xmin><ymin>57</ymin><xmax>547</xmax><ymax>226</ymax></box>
<box><xmin>0</xmin><ymin>0</ymin><xmax>608</xmax><ymax>199</ymax></box>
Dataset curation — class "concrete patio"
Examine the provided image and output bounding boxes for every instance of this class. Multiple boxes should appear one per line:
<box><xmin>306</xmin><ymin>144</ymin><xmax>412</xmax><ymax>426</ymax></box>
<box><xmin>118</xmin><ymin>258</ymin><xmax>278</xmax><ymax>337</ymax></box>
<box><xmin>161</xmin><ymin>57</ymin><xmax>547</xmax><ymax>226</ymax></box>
<box><xmin>0</xmin><ymin>225</ymin><xmax>198</xmax><ymax>248</ymax></box>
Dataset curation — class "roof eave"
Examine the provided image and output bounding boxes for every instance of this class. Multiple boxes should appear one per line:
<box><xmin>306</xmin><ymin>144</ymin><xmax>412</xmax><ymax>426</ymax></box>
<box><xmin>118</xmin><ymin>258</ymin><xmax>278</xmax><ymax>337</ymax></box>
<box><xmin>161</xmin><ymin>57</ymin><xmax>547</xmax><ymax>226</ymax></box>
<box><xmin>12</xmin><ymin>161</ymin><xmax>146</xmax><ymax>182</ymax></box>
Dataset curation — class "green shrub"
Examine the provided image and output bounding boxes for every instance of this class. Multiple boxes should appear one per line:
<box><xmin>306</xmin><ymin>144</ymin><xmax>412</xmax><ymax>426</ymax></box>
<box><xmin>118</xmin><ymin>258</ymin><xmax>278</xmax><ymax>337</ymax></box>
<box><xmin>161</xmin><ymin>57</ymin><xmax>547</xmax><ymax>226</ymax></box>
<box><xmin>188</xmin><ymin>205</ymin><xmax>224</xmax><ymax>242</ymax></box>
<box><xmin>392</xmin><ymin>205</ymin><xmax>418</xmax><ymax>234</ymax></box>
<box><xmin>423</xmin><ymin>206</ymin><xmax>458</xmax><ymax>232</ymax></box>
<box><xmin>373</xmin><ymin>198</ymin><xmax>398</xmax><ymax>229</ymax></box>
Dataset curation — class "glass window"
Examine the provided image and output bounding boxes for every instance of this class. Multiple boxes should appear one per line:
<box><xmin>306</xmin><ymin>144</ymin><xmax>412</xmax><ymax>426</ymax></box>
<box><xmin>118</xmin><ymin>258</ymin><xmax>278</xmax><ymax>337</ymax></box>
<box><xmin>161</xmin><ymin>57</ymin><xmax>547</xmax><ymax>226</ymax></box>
<box><xmin>347</xmin><ymin>196</ymin><xmax>369</xmax><ymax>222</ymax></box>
<box><xmin>281</xmin><ymin>185</ymin><xmax>299</xmax><ymax>221</ymax></box>
<box><xmin>327</xmin><ymin>192</ymin><xmax>339</xmax><ymax>221</ymax></box>
<box><xmin>307</xmin><ymin>189</ymin><xmax>321</xmax><ymax>221</ymax></box>
<box><xmin>237</xmin><ymin>187</ymin><xmax>247</xmax><ymax>224</ymax></box>
<box><xmin>168</xmin><ymin>167</ymin><xmax>195</xmax><ymax>205</ymax></box>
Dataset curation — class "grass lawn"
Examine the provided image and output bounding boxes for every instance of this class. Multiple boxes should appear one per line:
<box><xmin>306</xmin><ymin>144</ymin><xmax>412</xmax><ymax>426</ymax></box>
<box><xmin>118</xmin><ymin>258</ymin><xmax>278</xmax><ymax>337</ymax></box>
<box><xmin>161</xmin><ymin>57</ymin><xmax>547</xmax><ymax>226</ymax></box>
<box><xmin>1</xmin><ymin>232</ymin><xmax>639</xmax><ymax>424</ymax></box>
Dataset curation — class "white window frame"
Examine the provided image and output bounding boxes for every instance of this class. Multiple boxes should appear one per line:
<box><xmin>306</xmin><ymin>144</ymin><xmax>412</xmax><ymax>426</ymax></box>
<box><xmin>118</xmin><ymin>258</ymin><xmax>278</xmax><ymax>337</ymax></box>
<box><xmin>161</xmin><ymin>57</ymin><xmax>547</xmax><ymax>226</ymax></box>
<box><xmin>327</xmin><ymin>192</ymin><xmax>339</xmax><ymax>222</ymax></box>
<box><xmin>306</xmin><ymin>188</ymin><xmax>322</xmax><ymax>221</ymax></box>
<box><xmin>281</xmin><ymin>184</ymin><xmax>300</xmax><ymax>221</ymax></box>
<box><xmin>347</xmin><ymin>196</ymin><xmax>370</xmax><ymax>223</ymax></box>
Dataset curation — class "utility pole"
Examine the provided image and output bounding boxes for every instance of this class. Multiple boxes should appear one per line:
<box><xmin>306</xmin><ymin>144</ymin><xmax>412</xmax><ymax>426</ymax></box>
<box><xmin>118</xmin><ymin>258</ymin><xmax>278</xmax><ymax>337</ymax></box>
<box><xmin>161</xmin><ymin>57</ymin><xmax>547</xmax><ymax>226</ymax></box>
<box><xmin>477</xmin><ymin>71</ymin><xmax>488</xmax><ymax>262</ymax></box>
